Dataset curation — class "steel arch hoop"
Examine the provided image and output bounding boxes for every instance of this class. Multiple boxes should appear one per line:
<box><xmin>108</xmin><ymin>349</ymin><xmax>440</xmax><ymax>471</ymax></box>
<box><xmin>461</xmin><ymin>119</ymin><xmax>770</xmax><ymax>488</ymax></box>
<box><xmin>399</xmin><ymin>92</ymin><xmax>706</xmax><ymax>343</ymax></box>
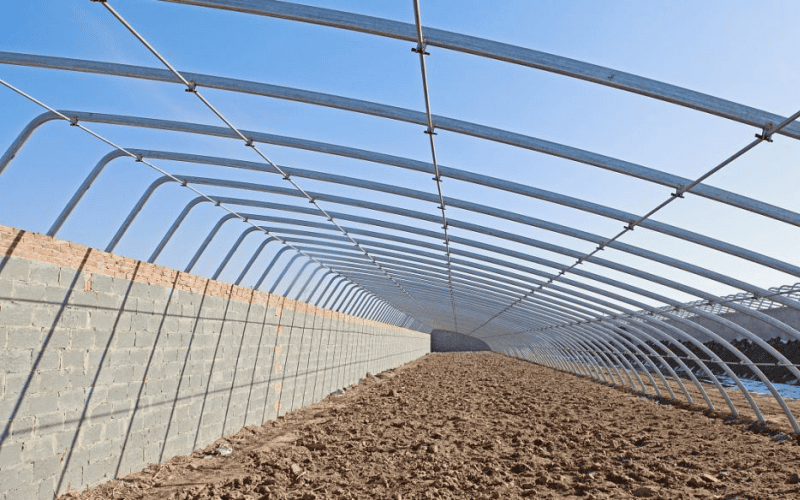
<box><xmin>282</xmin><ymin>261</ymin><xmax>315</xmax><ymax>298</ymax></box>
<box><xmin>277</xmin><ymin>225</ymin><xmax>777</xmax><ymax>424</ymax></box>
<box><xmin>83</xmin><ymin>163</ymin><xmax>792</xmax><ymax>334</ymax></box>
<box><xmin>6</xmin><ymin>113</ymin><xmax>800</xmax><ymax>289</ymax></box>
<box><xmin>3</xmin><ymin>8</ymin><xmax>797</xmax><ymax>432</ymax></box>
<box><xmin>3</xmin><ymin>52</ymin><xmax>799</xmax><ymax>228</ymax></box>
<box><xmin>0</xmin><ymin>115</ymin><xmax>428</xmax><ymax>326</ymax></box>
<box><xmin>329</xmin><ymin>254</ymin><xmax>681</xmax><ymax>403</ymax></box>
<box><xmin>138</xmin><ymin>190</ymin><xmax>800</xmax><ymax>376</ymax></box>
<box><xmin>9</xmin><ymin>116</ymin><xmax>800</xmax><ymax>340</ymax></box>
<box><xmin>306</xmin><ymin>270</ymin><xmax>335</xmax><ymax>305</ymax></box>
<box><xmin>103</xmin><ymin>173</ymin><xmax>800</xmax><ymax>350</ymax></box>
<box><xmin>157</xmin><ymin>0</ymin><xmax>800</xmax><ymax>143</ymax></box>
<box><xmin>150</xmin><ymin>191</ymin><xmax>792</xmax><ymax>376</ymax></box>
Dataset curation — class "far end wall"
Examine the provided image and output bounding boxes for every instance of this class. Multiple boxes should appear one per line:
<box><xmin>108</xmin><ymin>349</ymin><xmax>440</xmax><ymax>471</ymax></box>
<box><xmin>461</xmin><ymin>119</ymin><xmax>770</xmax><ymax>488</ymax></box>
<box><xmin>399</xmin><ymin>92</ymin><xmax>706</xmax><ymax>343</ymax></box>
<box><xmin>430</xmin><ymin>329</ymin><xmax>491</xmax><ymax>352</ymax></box>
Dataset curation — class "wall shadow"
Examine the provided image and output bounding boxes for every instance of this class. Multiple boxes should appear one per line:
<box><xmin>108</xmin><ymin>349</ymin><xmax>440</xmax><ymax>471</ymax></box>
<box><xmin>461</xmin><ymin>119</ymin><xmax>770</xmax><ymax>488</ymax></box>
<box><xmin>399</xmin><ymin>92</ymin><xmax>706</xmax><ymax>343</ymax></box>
<box><xmin>55</xmin><ymin>260</ymin><xmax>142</xmax><ymax>496</ymax></box>
<box><xmin>0</xmin><ymin>245</ymin><xmax>92</xmax><ymax>456</ymax></box>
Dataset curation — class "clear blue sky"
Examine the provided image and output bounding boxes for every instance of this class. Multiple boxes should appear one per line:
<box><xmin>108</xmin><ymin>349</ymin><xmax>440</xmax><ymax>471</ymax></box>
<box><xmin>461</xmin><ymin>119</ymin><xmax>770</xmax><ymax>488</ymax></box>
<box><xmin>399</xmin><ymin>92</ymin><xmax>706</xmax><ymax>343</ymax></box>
<box><xmin>1</xmin><ymin>1</ymin><xmax>799</xmax><ymax>322</ymax></box>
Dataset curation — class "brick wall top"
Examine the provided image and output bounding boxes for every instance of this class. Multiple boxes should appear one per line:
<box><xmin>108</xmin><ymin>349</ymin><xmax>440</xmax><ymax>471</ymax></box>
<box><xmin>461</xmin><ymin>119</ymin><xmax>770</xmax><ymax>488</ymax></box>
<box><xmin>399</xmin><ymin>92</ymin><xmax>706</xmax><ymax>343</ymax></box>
<box><xmin>0</xmin><ymin>224</ymin><xmax>402</xmax><ymax>329</ymax></box>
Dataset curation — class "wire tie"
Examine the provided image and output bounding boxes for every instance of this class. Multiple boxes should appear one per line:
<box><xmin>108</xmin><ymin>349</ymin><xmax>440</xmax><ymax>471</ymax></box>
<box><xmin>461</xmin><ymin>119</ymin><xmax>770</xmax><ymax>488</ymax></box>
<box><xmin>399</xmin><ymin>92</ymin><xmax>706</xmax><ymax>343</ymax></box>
<box><xmin>244</xmin><ymin>138</ymin><xmax>254</xmax><ymax>147</ymax></box>
<box><xmin>214</xmin><ymin>200</ymin><xmax>220</xmax><ymax>206</ymax></box>
<box><xmin>670</xmin><ymin>190</ymin><xmax>685</xmax><ymax>198</ymax></box>
<box><xmin>69</xmin><ymin>117</ymin><xmax>79</xmax><ymax>126</ymax></box>
<box><xmin>180</xmin><ymin>180</ymin><xmax>188</xmax><ymax>187</ymax></box>
<box><xmin>134</xmin><ymin>154</ymin><xmax>143</xmax><ymax>162</ymax></box>
<box><xmin>308</xmin><ymin>199</ymin><xmax>315</xmax><ymax>204</ymax></box>
<box><xmin>242</xmin><ymin>218</ymin><xmax>248</xmax><ymax>223</ymax></box>
<box><xmin>596</xmin><ymin>245</ymin><xmax>605</xmax><ymax>251</ymax></box>
<box><xmin>625</xmin><ymin>224</ymin><xmax>636</xmax><ymax>231</ymax></box>
<box><xmin>283</xmin><ymin>176</ymin><xmax>291</xmax><ymax>181</ymax></box>
<box><xmin>424</xmin><ymin>128</ymin><xmax>437</xmax><ymax>136</ymax></box>
<box><xmin>184</xmin><ymin>81</ymin><xmax>197</xmax><ymax>93</ymax></box>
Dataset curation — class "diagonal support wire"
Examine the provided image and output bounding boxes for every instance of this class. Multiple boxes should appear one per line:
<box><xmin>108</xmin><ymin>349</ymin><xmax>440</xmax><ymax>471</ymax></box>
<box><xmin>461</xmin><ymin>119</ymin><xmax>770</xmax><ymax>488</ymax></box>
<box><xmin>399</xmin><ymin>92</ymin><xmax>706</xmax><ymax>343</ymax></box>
<box><xmin>470</xmin><ymin>111</ymin><xmax>800</xmax><ymax>336</ymax></box>
<box><xmin>93</xmin><ymin>0</ymin><xmax>437</xmax><ymax>326</ymax></box>
<box><xmin>411</xmin><ymin>0</ymin><xmax>458</xmax><ymax>333</ymax></box>
<box><xmin>0</xmin><ymin>77</ymin><xmax>423</xmax><ymax>327</ymax></box>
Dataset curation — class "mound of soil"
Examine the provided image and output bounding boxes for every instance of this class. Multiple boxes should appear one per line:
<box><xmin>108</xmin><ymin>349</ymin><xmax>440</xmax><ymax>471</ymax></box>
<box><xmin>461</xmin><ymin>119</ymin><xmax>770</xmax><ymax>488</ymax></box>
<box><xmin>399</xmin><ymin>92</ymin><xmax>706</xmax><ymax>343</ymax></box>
<box><xmin>60</xmin><ymin>352</ymin><xmax>800</xmax><ymax>499</ymax></box>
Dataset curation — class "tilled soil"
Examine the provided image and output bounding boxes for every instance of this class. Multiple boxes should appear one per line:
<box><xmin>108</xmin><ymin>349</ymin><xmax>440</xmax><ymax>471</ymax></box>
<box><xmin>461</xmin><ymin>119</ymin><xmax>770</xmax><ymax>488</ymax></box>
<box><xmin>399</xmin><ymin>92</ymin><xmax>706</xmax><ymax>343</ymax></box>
<box><xmin>61</xmin><ymin>352</ymin><xmax>800</xmax><ymax>499</ymax></box>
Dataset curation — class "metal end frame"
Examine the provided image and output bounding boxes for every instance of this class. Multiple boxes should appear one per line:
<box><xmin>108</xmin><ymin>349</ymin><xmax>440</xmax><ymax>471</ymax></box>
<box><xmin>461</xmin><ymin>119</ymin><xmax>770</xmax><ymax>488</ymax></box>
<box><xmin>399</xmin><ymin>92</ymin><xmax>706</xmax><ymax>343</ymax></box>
<box><xmin>1</xmin><ymin>0</ymin><xmax>800</xmax><ymax>431</ymax></box>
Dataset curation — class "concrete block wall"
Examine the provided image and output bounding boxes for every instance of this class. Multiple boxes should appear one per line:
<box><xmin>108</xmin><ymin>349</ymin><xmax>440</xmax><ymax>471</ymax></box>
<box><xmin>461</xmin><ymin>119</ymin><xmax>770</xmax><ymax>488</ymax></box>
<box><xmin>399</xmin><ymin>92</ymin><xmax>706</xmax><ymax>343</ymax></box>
<box><xmin>0</xmin><ymin>225</ymin><xmax>430</xmax><ymax>499</ymax></box>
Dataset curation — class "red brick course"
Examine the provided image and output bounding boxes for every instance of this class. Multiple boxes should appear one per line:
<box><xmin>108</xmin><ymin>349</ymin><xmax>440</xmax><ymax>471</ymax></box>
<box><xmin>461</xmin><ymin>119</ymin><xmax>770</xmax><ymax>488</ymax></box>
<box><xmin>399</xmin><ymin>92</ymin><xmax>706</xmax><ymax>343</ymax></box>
<box><xmin>0</xmin><ymin>224</ymin><xmax>387</xmax><ymax>327</ymax></box>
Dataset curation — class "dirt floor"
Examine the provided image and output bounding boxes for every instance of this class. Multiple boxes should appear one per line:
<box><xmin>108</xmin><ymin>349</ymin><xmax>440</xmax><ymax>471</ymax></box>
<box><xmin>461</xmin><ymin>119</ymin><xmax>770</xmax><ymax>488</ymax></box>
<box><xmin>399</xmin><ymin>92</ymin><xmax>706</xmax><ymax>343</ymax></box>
<box><xmin>61</xmin><ymin>352</ymin><xmax>800</xmax><ymax>500</ymax></box>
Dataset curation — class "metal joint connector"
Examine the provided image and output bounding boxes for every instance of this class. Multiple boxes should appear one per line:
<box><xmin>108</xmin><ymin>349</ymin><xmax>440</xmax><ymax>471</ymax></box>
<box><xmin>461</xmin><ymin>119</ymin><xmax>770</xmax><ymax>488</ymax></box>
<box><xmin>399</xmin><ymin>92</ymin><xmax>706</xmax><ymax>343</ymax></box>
<box><xmin>184</xmin><ymin>80</ymin><xmax>197</xmax><ymax>93</ymax></box>
<box><xmin>214</xmin><ymin>201</ymin><xmax>220</xmax><ymax>206</ymax></box>
<box><xmin>670</xmin><ymin>190</ymin><xmax>685</xmax><ymax>198</ymax></box>
<box><xmin>424</xmin><ymin>128</ymin><xmax>437</xmax><ymax>136</ymax></box>
<box><xmin>69</xmin><ymin>117</ymin><xmax>79</xmax><ymax>126</ymax></box>
<box><xmin>756</xmin><ymin>124</ymin><xmax>774</xmax><ymax>142</ymax></box>
<box><xmin>244</xmin><ymin>138</ymin><xmax>254</xmax><ymax>147</ymax></box>
<box><xmin>625</xmin><ymin>223</ymin><xmax>636</xmax><ymax>231</ymax></box>
<box><xmin>242</xmin><ymin>218</ymin><xmax>248</xmax><ymax>224</ymax></box>
<box><xmin>412</xmin><ymin>38</ymin><xmax>430</xmax><ymax>56</ymax></box>
<box><xmin>134</xmin><ymin>154</ymin><xmax>143</xmax><ymax>162</ymax></box>
<box><xmin>180</xmin><ymin>180</ymin><xmax>188</xmax><ymax>187</ymax></box>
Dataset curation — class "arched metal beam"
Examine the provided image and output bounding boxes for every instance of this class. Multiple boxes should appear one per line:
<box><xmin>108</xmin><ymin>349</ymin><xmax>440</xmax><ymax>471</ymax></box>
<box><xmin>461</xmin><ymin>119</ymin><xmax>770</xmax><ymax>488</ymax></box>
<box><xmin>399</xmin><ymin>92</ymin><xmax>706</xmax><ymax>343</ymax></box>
<box><xmin>132</xmin><ymin>189</ymin><xmax>800</xmax><ymax>366</ymax></box>
<box><xmin>321</xmin><ymin>279</ymin><xmax>349</xmax><ymax>310</ymax></box>
<box><xmin>8</xmin><ymin>116</ymin><xmax>800</xmax><ymax>311</ymax></box>
<box><xmin>284</xmin><ymin>261</ymin><xmax>316</xmax><ymax>298</ymax></box>
<box><xmin>159</xmin><ymin>0</ymin><xmax>800</xmax><ymax>145</ymax></box>
<box><xmin>233</xmin><ymin>237</ymin><xmax>275</xmax><ymax>286</ymax></box>
<box><xmin>251</xmin><ymin>246</ymin><xmax>292</xmax><ymax>292</ymax></box>
<box><xmin>261</xmin><ymin>217</ymin><xmax>785</xmax><ymax>424</ymax></box>
<box><xmin>267</xmin><ymin>254</ymin><xmax>304</xmax><ymax>294</ymax></box>
<box><xmin>311</xmin><ymin>272</ymin><xmax>340</xmax><ymax>306</ymax></box>
<box><xmin>108</xmin><ymin>174</ymin><xmax>800</xmax><ymax>347</ymax></box>
<box><xmin>4</xmin><ymin>54</ymin><xmax>796</xmax><ymax>229</ymax></box>
<box><xmin>306</xmin><ymin>270</ymin><xmax>334</xmax><ymax>305</ymax></box>
<box><xmin>80</xmin><ymin>159</ymin><xmax>800</xmax><ymax>329</ymax></box>
<box><xmin>3</xmin><ymin>103</ymin><xmax>792</xmax><ymax>424</ymax></box>
<box><xmin>316</xmin><ymin>257</ymin><xmax>730</xmax><ymax>415</ymax></box>
<box><xmin>5</xmin><ymin>114</ymin><xmax>800</xmax><ymax>272</ymax></box>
